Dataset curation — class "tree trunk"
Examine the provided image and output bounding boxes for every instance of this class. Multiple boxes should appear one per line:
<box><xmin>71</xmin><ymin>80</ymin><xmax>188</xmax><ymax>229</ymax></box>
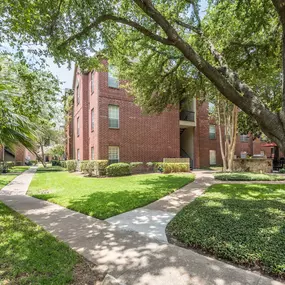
<box><xmin>39</xmin><ymin>143</ymin><xmax>46</xmax><ymax>167</ymax></box>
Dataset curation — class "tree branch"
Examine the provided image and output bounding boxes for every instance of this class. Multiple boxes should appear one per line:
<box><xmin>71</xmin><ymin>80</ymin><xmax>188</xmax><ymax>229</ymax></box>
<box><xmin>58</xmin><ymin>14</ymin><xmax>173</xmax><ymax>49</ymax></box>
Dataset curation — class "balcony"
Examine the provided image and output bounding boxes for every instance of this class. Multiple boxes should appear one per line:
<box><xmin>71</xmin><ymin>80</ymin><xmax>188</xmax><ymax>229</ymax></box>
<box><xmin>180</xmin><ymin>110</ymin><xmax>195</xmax><ymax>122</ymax></box>
<box><xmin>179</xmin><ymin>110</ymin><xmax>196</xmax><ymax>127</ymax></box>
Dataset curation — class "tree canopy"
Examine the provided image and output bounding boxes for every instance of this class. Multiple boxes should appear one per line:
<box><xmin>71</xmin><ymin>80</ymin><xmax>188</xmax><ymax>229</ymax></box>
<box><xmin>1</xmin><ymin>0</ymin><xmax>285</xmax><ymax>151</ymax></box>
<box><xmin>0</xmin><ymin>53</ymin><xmax>61</xmax><ymax>153</ymax></box>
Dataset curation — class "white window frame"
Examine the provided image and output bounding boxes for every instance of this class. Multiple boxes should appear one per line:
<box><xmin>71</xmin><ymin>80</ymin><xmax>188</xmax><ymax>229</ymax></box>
<box><xmin>208</xmin><ymin>102</ymin><xmax>215</xmax><ymax>114</ymax></box>
<box><xmin>240</xmin><ymin>134</ymin><xmax>249</xmax><ymax>142</ymax></box>
<box><xmin>91</xmin><ymin>108</ymin><xmax>95</xmax><ymax>132</ymax></box>
<box><xmin>91</xmin><ymin>71</ymin><xmax>95</xmax><ymax>94</ymax></box>
<box><xmin>91</xmin><ymin>147</ymin><xmax>94</xmax><ymax>160</ymax></box>
<box><xmin>209</xmin><ymin>125</ymin><xmax>216</xmax><ymax>139</ymax></box>
<box><xmin>77</xmin><ymin>117</ymin><xmax>80</xmax><ymax>137</ymax></box>
<box><xmin>76</xmin><ymin>80</ymin><xmax>80</xmax><ymax>105</ymax></box>
<box><xmin>108</xmin><ymin>65</ymin><xmax>119</xmax><ymax>88</ymax></box>
<box><xmin>209</xmin><ymin>150</ymin><xmax>216</xmax><ymax>165</ymax></box>
<box><xmin>108</xmin><ymin>146</ymin><xmax>119</xmax><ymax>164</ymax></box>
<box><xmin>108</xmin><ymin>105</ymin><xmax>119</xmax><ymax>129</ymax></box>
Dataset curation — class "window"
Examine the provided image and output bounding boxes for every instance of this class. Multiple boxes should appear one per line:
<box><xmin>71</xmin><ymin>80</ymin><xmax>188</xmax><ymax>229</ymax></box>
<box><xmin>76</xmin><ymin>80</ymin><xmax>80</xmax><ymax>105</ymax></box>
<box><xmin>209</xmin><ymin>125</ymin><xmax>216</xmax><ymax>139</ymax></box>
<box><xmin>209</xmin><ymin>150</ymin><xmax>216</xmax><ymax>165</ymax></box>
<box><xmin>77</xmin><ymin>117</ymin><xmax>80</xmax><ymax>137</ymax></box>
<box><xmin>108</xmin><ymin>65</ymin><xmax>119</xmax><ymax>88</ymax></box>
<box><xmin>240</xmin><ymin>134</ymin><xmax>249</xmax><ymax>142</ymax></box>
<box><xmin>108</xmin><ymin>105</ymin><xmax>119</xmax><ymax>128</ymax></box>
<box><xmin>77</xmin><ymin>149</ymin><xmax>80</xmax><ymax>161</ymax></box>
<box><xmin>108</xmin><ymin>146</ymin><xmax>119</xmax><ymax>164</ymax></box>
<box><xmin>91</xmin><ymin>108</ymin><xmax>94</xmax><ymax>132</ymax></box>
<box><xmin>91</xmin><ymin>71</ymin><xmax>95</xmax><ymax>94</ymax></box>
<box><xmin>208</xmin><ymin>102</ymin><xmax>215</xmax><ymax>114</ymax></box>
<box><xmin>91</xmin><ymin>147</ymin><xmax>94</xmax><ymax>160</ymax></box>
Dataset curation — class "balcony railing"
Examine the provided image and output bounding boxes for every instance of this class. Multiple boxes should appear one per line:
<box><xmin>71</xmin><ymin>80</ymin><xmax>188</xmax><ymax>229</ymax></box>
<box><xmin>180</xmin><ymin>110</ymin><xmax>195</xmax><ymax>122</ymax></box>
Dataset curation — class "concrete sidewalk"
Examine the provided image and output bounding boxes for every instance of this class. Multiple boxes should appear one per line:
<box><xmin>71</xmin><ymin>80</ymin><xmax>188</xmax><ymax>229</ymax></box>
<box><xmin>0</xmin><ymin>169</ymin><xmax>283</xmax><ymax>285</ymax></box>
<box><xmin>106</xmin><ymin>171</ymin><xmax>215</xmax><ymax>242</ymax></box>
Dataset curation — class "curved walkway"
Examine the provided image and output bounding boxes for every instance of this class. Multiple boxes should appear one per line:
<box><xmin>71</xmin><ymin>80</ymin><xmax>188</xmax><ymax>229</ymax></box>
<box><xmin>0</xmin><ymin>168</ymin><xmax>283</xmax><ymax>285</ymax></box>
<box><xmin>106</xmin><ymin>170</ymin><xmax>215</xmax><ymax>242</ymax></box>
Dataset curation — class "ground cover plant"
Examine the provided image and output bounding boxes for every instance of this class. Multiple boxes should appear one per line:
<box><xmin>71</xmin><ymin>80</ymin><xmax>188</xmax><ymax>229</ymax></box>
<box><xmin>167</xmin><ymin>183</ymin><xmax>285</xmax><ymax>279</ymax></box>
<box><xmin>214</xmin><ymin>172</ymin><xmax>285</xmax><ymax>181</ymax></box>
<box><xmin>28</xmin><ymin>171</ymin><xmax>195</xmax><ymax>219</ymax></box>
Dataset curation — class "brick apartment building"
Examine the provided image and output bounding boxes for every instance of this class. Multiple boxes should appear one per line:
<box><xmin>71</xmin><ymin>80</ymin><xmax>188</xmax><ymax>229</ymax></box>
<box><xmin>0</xmin><ymin>145</ymin><xmax>36</xmax><ymax>165</ymax></box>
<box><xmin>66</xmin><ymin>63</ymin><xmax>274</xmax><ymax>169</ymax></box>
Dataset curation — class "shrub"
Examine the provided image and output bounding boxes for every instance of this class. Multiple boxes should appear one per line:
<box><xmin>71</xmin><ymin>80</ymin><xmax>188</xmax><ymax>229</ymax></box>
<box><xmin>29</xmin><ymin>160</ymin><xmax>37</xmax><ymax>166</ymax></box>
<box><xmin>130</xmin><ymin>162</ymin><xmax>144</xmax><ymax>174</ymax></box>
<box><xmin>97</xmin><ymin>160</ymin><xmax>108</xmax><ymax>176</ymax></box>
<box><xmin>106</xmin><ymin>163</ymin><xmax>131</xmax><ymax>177</ymax></box>
<box><xmin>153</xmin><ymin>162</ymin><xmax>164</xmax><ymax>173</ymax></box>
<box><xmin>60</xmin><ymin>161</ymin><xmax>67</xmax><ymax>168</ymax></box>
<box><xmin>86</xmin><ymin>161</ymin><xmax>96</xmax><ymax>176</ymax></box>
<box><xmin>6</xmin><ymin>161</ymin><xmax>15</xmax><ymax>169</ymax></box>
<box><xmin>51</xmin><ymin>160</ymin><xmax>61</xmax><ymax>166</ymax></box>
<box><xmin>163</xmin><ymin>163</ymin><xmax>189</xmax><ymax>174</ymax></box>
<box><xmin>80</xmin><ymin>160</ymin><xmax>89</xmax><ymax>172</ymax></box>
<box><xmin>130</xmin><ymin>162</ymin><xmax>143</xmax><ymax>168</ymax></box>
<box><xmin>66</xmin><ymin>160</ymin><xmax>77</xmax><ymax>172</ymax></box>
<box><xmin>279</xmin><ymin>168</ymin><xmax>285</xmax><ymax>174</ymax></box>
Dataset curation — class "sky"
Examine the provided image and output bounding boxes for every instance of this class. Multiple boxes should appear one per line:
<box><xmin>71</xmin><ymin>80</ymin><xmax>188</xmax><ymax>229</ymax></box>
<box><xmin>46</xmin><ymin>58</ymin><xmax>74</xmax><ymax>91</ymax></box>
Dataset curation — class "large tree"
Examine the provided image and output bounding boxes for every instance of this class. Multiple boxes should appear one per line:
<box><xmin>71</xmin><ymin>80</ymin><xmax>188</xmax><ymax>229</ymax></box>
<box><xmin>2</xmin><ymin>0</ymin><xmax>285</xmax><ymax>151</ymax></box>
<box><xmin>0</xmin><ymin>53</ymin><xmax>61</xmax><ymax>157</ymax></box>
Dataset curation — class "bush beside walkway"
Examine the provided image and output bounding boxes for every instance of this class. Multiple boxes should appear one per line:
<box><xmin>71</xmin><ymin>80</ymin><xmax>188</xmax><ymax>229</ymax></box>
<box><xmin>167</xmin><ymin>183</ymin><xmax>285</xmax><ymax>279</ymax></box>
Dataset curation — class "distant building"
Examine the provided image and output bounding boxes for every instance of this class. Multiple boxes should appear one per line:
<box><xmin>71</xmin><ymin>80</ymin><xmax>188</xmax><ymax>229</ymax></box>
<box><xmin>0</xmin><ymin>145</ymin><xmax>36</xmax><ymax>165</ymax></box>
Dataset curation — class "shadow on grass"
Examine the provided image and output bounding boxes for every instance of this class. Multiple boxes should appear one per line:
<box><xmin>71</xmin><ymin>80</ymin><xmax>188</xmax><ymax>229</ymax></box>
<box><xmin>167</xmin><ymin>184</ymin><xmax>285</xmax><ymax>279</ymax></box>
<box><xmin>33</xmin><ymin>174</ymin><xmax>194</xmax><ymax>220</ymax></box>
<box><xmin>0</xmin><ymin>202</ymin><xmax>78</xmax><ymax>284</ymax></box>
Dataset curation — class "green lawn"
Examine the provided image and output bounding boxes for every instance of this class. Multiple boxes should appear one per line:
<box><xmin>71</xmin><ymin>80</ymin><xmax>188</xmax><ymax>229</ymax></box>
<box><xmin>167</xmin><ymin>184</ymin><xmax>285</xmax><ymax>279</ymax></box>
<box><xmin>0</xmin><ymin>171</ymin><xmax>94</xmax><ymax>284</ymax></box>
<box><xmin>214</xmin><ymin>172</ymin><xmax>285</xmax><ymax>181</ymax></box>
<box><xmin>28</xmin><ymin>170</ymin><xmax>195</xmax><ymax>219</ymax></box>
<box><xmin>0</xmin><ymin>202</ymin><xmax>79</xmax><ymax>284</ymax></box>
<box><xmin>9</xmin><ymin>166</ymin><xmax>30</xmax><ymax>173</ymax></box>
<box><xmin>0</xmin><ymin>173</ymin><xmax>18</xmax><ymax>189</ymax></box>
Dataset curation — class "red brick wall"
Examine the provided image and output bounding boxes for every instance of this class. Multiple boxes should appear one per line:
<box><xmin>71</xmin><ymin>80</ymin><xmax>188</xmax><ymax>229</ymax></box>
<box><xmin>97</xmin><ymin>69</ymin><xmax>180</xmax><ymax>162</ymax></box>
<box><xmin>88</xmin><ymin>71</ymin><xmax>100</xmax><ymax>160</ymax></box>
<box><xmin>73</xmin><ymin>69</ymin><xmax>89</xmax><ymax>161</ymax></box>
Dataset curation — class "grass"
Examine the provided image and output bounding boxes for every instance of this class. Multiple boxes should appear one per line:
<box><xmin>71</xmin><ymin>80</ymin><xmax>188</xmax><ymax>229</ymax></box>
<box><xmin>0</xmin><ymin>173</ymin><xmax>18</xmax><ymax>190</ymax></box>
<box><xmin>214</xmin><ymin>172</ymin><xmax>285</xmax><ymax>181</ymax></box>
<box><xmin>28</xmin><ymin>170</ymin><xmax>195</xmax><ymax>219</ymax></box>
<box><xmin>0</xmin><ymin>202</ymin><xmax>79</xmax><ymax>284</ymax></box>
<box><xmin>0</xmin><ymin>171</ymin><xmax>89</xmax><ymax>284</ymax></box>
<box><xmin>8</xmin><ymin>166</ymin><xmax>30</xmax><ymax>173</ymax></box>
<box><xmin>167</xmin><ymin>183</ymin><xmax>285</xmax><ymax>279</ymax></box>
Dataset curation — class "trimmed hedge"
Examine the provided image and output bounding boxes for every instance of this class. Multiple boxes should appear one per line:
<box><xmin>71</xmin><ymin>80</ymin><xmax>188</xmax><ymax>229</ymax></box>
<box><xmin>66</xmin><ymin>160</ymin><xmax>77</xmax><ymax>172</ymax></box>
<box><xmin>106</xmin><ymin>163</ymin><xmax>131</xmax><ymax>177</ymax></box>
<box><xmin>97</xmin><ymin>160</ymin><xmax>108</xmax><ymax>176</ymax></box>
<box><xmin>214</xmin><ymin>172</ymin><xmax>285</xmax><ymax>181</ymax></box>
<box><xmin>153</xmin><ymin>162</ymin><xmax>189</xmax><ymax>173</ymax></box>
<box><xmin>163</xmin><ymin>163</ymin><xmax>189</xmax><ymax>173</ymax></box>
<box><xmin>60</xmin><ymin>161</ymin><xmax>67</xmax><ymax>168</ymax></box>
<box><xmin>80</xmin><ymin>160</ymin><xmax>89</xmax><ymax>172</ymax></box>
